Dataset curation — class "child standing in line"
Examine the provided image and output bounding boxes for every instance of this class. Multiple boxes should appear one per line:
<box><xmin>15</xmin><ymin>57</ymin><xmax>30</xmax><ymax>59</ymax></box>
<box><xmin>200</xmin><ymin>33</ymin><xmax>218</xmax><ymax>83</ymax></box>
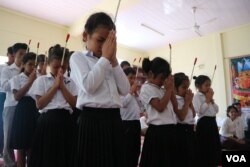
<box><xmin>173</xmin><ymin>72</ymin><xmax>196</xmax><ymax>167</ymax></box>
<box><xmin>139</xmin><ymin>57</ymin><xmax>178</xmax><ymax>167</ymax></box>
<box><xmin>70</xmin><ymin>12</ymin><xmax>130</xmax><ymax>167</ymax></box>
<box><xmin>193</xmin><ymin>75</ymin><xmax>221</xmax><ymax>167</ymax></box>
<box><xmin>28</xmin><ymin>44</ymin><xmax>78</xmax><ymax>167</ymax></box>
<box><xmin>1</xmin><ymin>43</ymin><xmax>27</xmax><ymax>167</ymax></box>
<box><xmin>120</xmin><ymin>67</ymin><xmax>141</xmax><ymax>167</ymax></box>
<box><xmin>9</xmin><ymin>52</ymin><xmax>39</xmax><ymax>167</ymax></box>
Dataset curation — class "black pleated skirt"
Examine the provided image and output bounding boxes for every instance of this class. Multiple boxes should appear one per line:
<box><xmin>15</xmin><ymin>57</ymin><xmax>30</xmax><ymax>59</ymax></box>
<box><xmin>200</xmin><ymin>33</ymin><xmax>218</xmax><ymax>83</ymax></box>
<box><xmin>196</xmin><ymin>116</ymin><xmax>221</xmax><ymax>166</ymax></box>
<box><xmin>176</xmin><ymin>123</ymin><xmax>197</xmax><ymax>167</ymax></box>
<box><xmin>139</xmin><ymin>124</ymin><xmax>178</xmax><ymax>167</ymax></box>
<box><xmin>10</xmin><ymin>96</ymin><xmax>39</xmax><ymax>149</ymax></box>
<box><xmin>73</xmin><ymin>107</ymin><xmax>126</xmax><ymax>167</ymax></box>
<box><xmin>122</xmin><ymin>120</ymin><xmax>141</xmax><ymax>167</ymax></box>
<box><xmin>28</xmin><ymin>109</ymin><xmax>74</xmax><ymax>167</ymax></box>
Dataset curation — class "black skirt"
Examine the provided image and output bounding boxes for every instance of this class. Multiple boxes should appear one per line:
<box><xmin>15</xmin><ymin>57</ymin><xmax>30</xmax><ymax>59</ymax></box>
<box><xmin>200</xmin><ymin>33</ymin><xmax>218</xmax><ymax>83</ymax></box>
<box><xmin>10</xmin><ymin>96</ymin><xmax>39</xmax><ymax>149</ymax></box>
<box><xmin>196</xmin><ymin>116</ymin><xmax>221</xmax><ymax>166</ymax></box>
<box><xmin>139</xmin><ymin>124</ymin><xmax>178</xmax><ymax>167</ymax></box>
<box><xmin>176</xmin><ymin>123</ymin><xmax>197</xmax><ymax>167</ymax></box>
<box><xmin>28</xmin><ymin>109</ymin><xmax>74</xmax><ymax>167</ymax></box>
<box><xmin>122</xmin><ymin>120</ymin><xmax>141</xmax><ymax>167</ymax></box>
<box><xmin>73</xmin><ymin>107</ymin><xmax>126</xmax><ymax>167</ymax></box>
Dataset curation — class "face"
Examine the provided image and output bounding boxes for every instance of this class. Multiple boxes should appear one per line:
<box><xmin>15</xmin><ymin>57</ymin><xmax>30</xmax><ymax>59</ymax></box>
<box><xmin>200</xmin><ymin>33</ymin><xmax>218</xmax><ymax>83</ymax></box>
<box><xmin>176</xmin><ymin>80</ymin><xmax>190</xmax><ymax>97</ymax></box>
<box><xmin>228</xmin><ymin>108</ymin><xmax>238</xmax><ymax>120</ymax></box>
<box><xmin>148</xmin><ymin>72</ymin><xmax>167</xmax><ymax>87</ymax></box>
<box><xmin>83</xmin><ymin>26</ymin><xmax>111</xmax><ymax>57</ymax></box>
<box><xmin>234</xmin><ymin>104</ymin><xmax>241</xmax><ymax>115</ymax></box>
<box><xmin>14</xmin><ymin>49</ymin><xmax>27</xmax><ymax>65</ymax></box>
<box><xmin>49</xmin><ymin>59</ymin><xmax>68</xmax><ymax>76</ymax></box>
<box><xmin>199</xmin><ymin>80</ymin><xmax>211</xmax><ymax>93</ymax></box>
<box><xmin>38</xmin><ymin>62</ymin><xmax>45</xmax><ymax>70</ymax></box>
<box><xmin>7</xmin><ymin>53</ymin><xmax>15</xmax><ymax>64</ymax></box>
<box><xmin>127</xmin><ymin>73</ymin><xmax>136</xmax><ymax>86</ymax></box>
<box><xmin>24</xmin><ymin>60</ymin><xmax>35</xmax><ymax>75</ymax></box>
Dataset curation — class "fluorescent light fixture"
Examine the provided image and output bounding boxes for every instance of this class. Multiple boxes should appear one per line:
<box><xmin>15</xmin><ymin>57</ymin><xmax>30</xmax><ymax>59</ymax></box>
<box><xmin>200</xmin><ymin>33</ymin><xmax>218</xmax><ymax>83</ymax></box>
<box><xmin>141</xmin><ymin>23</ymin><xmax>165</xmax><ymax>36</ymax></box>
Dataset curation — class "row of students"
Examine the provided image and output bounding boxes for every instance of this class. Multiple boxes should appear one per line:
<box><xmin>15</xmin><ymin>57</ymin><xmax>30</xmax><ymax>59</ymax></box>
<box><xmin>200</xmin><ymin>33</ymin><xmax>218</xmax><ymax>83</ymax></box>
<box><xmin>0</xmin><ymin>46</ymin><xmax>15</xmax><ymax>158</ymax></box>
<box><xmin>1</xmin><ymin>43</ymin><xmax>27</xmax><ymax>167</ymax></box>
<box><xmin>1</xmin><ymin>11</ymin><xmax>223</xmax><ymax>167</ymax></box>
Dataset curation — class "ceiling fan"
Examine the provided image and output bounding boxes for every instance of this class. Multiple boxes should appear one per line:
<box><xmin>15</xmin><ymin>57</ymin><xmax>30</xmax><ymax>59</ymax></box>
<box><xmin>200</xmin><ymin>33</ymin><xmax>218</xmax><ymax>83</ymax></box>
<box><xmin>173</xmin><ymin>6</ymin><xmax>217</xmax><ymax>36</ymax></box>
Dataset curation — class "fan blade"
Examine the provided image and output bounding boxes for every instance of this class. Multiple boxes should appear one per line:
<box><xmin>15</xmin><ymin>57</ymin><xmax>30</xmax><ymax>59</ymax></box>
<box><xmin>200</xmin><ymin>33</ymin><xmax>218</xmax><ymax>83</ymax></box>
<box><xmin>200</xmin><ymin>18</ymin><xmax>217</xmax><ymax>26</ymax></box>
<box><xmin>195</xmin><ymin>29</ymin><xmax>202</xmax><ymax>36</ymax></box>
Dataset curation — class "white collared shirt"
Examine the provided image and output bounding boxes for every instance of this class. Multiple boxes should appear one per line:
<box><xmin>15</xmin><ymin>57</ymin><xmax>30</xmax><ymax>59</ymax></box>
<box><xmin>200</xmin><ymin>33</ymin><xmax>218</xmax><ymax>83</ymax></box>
<box><xmin>0</xmin><ymin>63</ymin><xmax>20</xmax><ymax>107</ymax></box>
<box><xmin>219</xmin><ymin>117</ymin><xmax>245</xmax><ymax>139</ymax></box>
<box><xmin>176</xmin><ymin>95</ymin><xmax>195</xmax><ymax>125</ymax></box>
<box><xmin>193</xmin><ymin>92</ymin><xmax>219</xmax><ymax>120</ymax></box>
<box><xmin>139</xmin><ymin>83</ymin><xmax>177</xmax><ymax>125</ymax></box>
<box><xmin>0</xmin><ymin>63</ymin><xmax>7</xmax><ymax>92</ymax></box>
<box><xmin>29</xmin><ymin>73</ymin><xmax>78</xmax><ymax>114</ymax></box>
<box><xmin>70</xmin><ymin>51</ymin><xmax>130</xmax><ymax>109</ymax></box>
<box><xmin>120</xmin><ymin>94</ymin><xmax>142</xmax><ymax>120</ymax></box>
<box><xmin>10</xmin><ymin>72</ymin><xmax>33</xmax><ymax>98</ymax></box>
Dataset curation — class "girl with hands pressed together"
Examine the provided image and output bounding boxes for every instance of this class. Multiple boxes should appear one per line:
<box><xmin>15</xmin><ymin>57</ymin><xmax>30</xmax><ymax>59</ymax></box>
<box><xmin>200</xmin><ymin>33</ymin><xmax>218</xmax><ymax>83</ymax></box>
<box><xmin>193</xmin><ymin>75</ymin><xmax>221</xmax><ymax>167</ymax></box>
<box><xmin>28</xmin><ymin>44</ymin><xmax>78</xmax><ymax>167</ymax></box>
<box><xmin>70</xmin><ymin>12</ymin><xmax>130</xmax><ymax>167</ymax></box>
<box><xmin>173</xmin><ymin>73</ymin><xmax>196</xmax><ymax>167</ymax></box>
<box><xmin>139</xmin><ymin>57</ymin><xmax>178</xmax><ymax>167</ymax></box>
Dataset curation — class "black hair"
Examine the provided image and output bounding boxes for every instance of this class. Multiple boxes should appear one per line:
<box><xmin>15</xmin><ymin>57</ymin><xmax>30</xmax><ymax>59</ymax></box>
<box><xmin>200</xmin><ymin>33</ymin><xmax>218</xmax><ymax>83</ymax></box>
<box><xmin>193</xmin><ymin>75</ymin><xmax>211</xmax><ymax>88</ymax></box>
<box><xmin>232</xmin><ymin>102</ymin><xmax>241</xmax><ymax>106</ymax></box>
<box><xmin>123</xmin><ymin>67</ymin><xmax>136</xmax><ymax>76</ymax></box>
<box><xmin>226</xmin><ymin>105</ymin><xmax>239</xmax><ymax>117</ymax></box>
<box><xmin>120</xmin><ymin>61</ymin><xmax>131</xmax><ymax>69</ymax></box>
<box><xmin>173</xmin><ymin>72</ymin><xmax>189</xmax><ymax>89</ymax></box>
<box><xmin>37</xmin><ymin>54</ymin><xmax>46</xmax><ymax>63</ymax></box>
<box><xmin>142</xmin><ymin>57</ymin><xmax>171</xmax><ymax>78</ymax></box>
<box><xmin>12</xmin><ymin>43</ymin><xmax>28</xmax><ymax>53</ymax></box>
<box><xmin>7</xmin><ymin>46</ymin><xmax>13</xmax><ymax>55</ymax></box>
<box><xmin>84</xmin><ymin>12</ymin><xmax>115</xmax><ymax>35</ymax></box>
<box><xmin>48</xmin><ymin>44</ymin><xmax>69</xmax><ymax>63</ymax></box>
<box><xmin>20</xmin><ymin>52</ymin><xmax>36</xmax><ymax>72</ymax></box>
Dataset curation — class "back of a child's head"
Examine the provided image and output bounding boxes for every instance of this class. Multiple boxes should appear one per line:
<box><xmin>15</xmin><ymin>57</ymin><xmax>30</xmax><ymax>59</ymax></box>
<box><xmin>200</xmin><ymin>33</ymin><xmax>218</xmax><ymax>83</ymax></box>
<box><xmin>22</xmin><ymin>52</ymin><xmax>36</xmax><ymax>64</ymax></box>
<box><xmin>193</xmin><ymin>75</ymin><xmax>211</xmax><ymax>88</ymax></box>
<box><xmin>123</xmin><ymin>67</ymin><xmax>136</xmax><ymax>76</ymax></box>
<box><xmin>7</xmin><ymin>46</ymin><xmax>13</xmax><ymax>55</ymax></box>
<box><xmin>174</xmin><ymin>72</ymin><xmax>189</xmax><ymax>89</ymax></box>
<box><xmin>12</xmin><ymin>43</ymin><xmax>28</xmax><ymax>53</ymax></box>
<box><xmin>232</xmin><ymin>102</ymin><xmax>241</xmax><ymax>107</ymax></box>
<box><xmin>142</xmin><ymin>57</ymin><xmax>171</xmax><ymax>78</ymax></box>
<box><xmin>48</xmin><ymin>44</ymin><xmax>69</xmax><ymax>63</ymax></box>
<box><xmin>84</xmin><ymin>12</ymin><xmax>115</xmax><ymax>35</ymax></box>
<box><xmin>120</xmin><ymin>61</ymin><xmax>131</xmax><ymax>69</ymax></box>
<box><xmin>37</xmin><ymin>54</ymin><xmax>46</xmax><ymax>63</ymax></box>
<box><xmin>226</xmin><ymin>105</ymin><xmax>238</xmax><ymax>117</ymax></box>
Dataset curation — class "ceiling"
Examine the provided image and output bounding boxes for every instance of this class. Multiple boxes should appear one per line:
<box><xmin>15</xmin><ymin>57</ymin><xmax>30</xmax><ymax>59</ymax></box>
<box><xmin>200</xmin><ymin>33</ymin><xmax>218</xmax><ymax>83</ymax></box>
<box><xmin>1</xmin><ymin>0</ymin><xmax>250</xmax><ymax>51</ymax></box>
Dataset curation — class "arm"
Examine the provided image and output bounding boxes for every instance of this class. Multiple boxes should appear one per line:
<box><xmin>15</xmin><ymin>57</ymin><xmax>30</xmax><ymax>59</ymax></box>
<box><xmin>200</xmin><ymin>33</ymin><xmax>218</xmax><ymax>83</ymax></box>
<box><xmin>121</xmin><ymin>94</ymin><xmax>134</xmax><ymax>107</ymax></box>
<box><xmin>13</xmin><ymin>70</ymin><xmax>36</xmax><ymax>101</ymax></box>
<box><xmin>220</xmin><ymin>118</ymin><xmax>232</xmax><ymax>138</ymax></box>
<box><xmin>70</xmin><ymin>54</ymin><xmax>110</xmax><ymax>94</ymax></box>
<box><xmin>59</xmin><ymin>80</ymin><xmax>77</xmax><ymax>108</ymax></box>
<box><xmin>1</xmin><ymin>67</ymin><xmax>11</xmax><ymax>91</ymax></box>
<box><xmin>193</xmin><ymin>94</ymin><xmax>210</xmax><ymax>115</ymax></box>
<box><xmin>112</xmin><ymin>58</ymin><xmax>130</xmax><ymax>95</ymax></box>
<box><xmin>36</xmin><ymin>84</ymin><xmax>58</xmax><ymax>109</ymax></box>
<box><xmin>150</xmin><ymin>90</ymin><xmax>172</xmax><ymax>113</ymax></box>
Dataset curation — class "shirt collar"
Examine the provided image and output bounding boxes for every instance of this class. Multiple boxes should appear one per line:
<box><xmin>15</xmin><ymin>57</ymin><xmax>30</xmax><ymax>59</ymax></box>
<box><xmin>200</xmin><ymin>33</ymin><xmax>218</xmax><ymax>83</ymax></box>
<box><xmin>20</xmin><ymin>72</ymin><xmax>29</xmax><ymax>78</ymax></box>
<box><xmin>84</xmin><ymin>50</ymin><xmax>100</xmax><ymax>60</ymax></box>
<box><xmin>176</xmin><ymin>95</ymin><xmax>184</xmax><ymax>100</ymax></box>
<box><xmin>9</xmin><ymin>63</ymin><xmax>20</xmax><ymax>70</ymax></box>
<box><xmin>197</xmin><ymin>91</ymin><xmax>205</xmax><ymax>96</ymax></box>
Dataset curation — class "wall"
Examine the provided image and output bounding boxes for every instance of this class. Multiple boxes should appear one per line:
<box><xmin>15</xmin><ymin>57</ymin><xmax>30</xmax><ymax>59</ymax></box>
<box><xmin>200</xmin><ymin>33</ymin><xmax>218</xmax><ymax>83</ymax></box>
<box><xmin>0</xmin><ymin>7</ymin><xmax>145</xmax><ymax>61</ymax></box>
<box><xmin>146</xmin><ymin>24</ymin><xmax>250</xmax><ymax>122</ymax></box>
